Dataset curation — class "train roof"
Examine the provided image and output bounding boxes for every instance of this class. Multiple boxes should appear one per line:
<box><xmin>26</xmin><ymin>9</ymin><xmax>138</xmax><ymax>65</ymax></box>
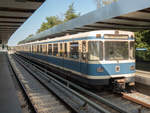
<box><xmin>18</xmin><ymin>30</ymin><xmax>134</xmax><ymax>46</ymax></box>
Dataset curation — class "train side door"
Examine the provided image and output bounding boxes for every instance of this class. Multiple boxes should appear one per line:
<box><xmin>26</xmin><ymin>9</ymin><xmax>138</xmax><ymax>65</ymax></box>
<box><xmin>63</xmin><ymin>42</ymin><xmax>67</xmax><ymax>69</ymax></box>
<box><xmin>68</xmin><ymin>42</ymin><xmax>80</xmax><ymax>72</ymax></box>
<box><xmin>81</xmin><ymin>41</ymin><xmax>88</xmax><ymax>75</ymax></box>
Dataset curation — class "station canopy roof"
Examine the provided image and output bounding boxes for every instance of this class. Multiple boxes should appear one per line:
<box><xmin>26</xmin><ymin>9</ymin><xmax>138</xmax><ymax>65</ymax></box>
<box><xmin>0</xmin><ymin>0</ymin><xmax>44</xmax><ymax>44</ymax></box>
<box><xmin>23</xmin><ymin>0</ymin><xmax>150</xmax><ymax>43</ymax></box>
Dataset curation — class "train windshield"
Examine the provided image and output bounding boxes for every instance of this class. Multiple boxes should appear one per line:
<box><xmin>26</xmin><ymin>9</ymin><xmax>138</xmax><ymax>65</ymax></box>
<box><xmin>88</xmin><ymin>41</ymin><xmax>103</xmax><ymax>60</ymax></box>
<box><xmin>105</xmin><ymin>41</ymin><xmax>129</xmax><ymax>60</ymax></box>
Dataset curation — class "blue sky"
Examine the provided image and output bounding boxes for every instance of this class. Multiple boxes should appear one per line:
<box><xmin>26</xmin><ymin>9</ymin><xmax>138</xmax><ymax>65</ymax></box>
<box><xmin>8</xmin><ymin>0</ymin><xmax>97</xmax><ymax>46</ymax></box>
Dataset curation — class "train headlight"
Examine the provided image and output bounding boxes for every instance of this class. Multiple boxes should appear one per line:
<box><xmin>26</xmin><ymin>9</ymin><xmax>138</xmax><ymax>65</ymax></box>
<box><xmin>130</xmin><ymin>65</ymin><xmax>135</xmax><ymax>70</ymax></box>
<box><xmin>97</xmin><ymin>67</ymin><xmax>104</xmax><ymax>72</ymax></box>
<box><xmin>115</xmin><ymin>66</ymin><xmax>120</xmax><ymax>72</ymax></box>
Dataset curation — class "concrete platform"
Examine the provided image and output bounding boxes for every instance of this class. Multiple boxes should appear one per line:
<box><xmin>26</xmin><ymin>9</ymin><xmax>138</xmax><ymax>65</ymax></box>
<box><xmin>136</xmin><ymin>70</ymin><xmax>150</xmax><ymax>86</ymax></box>
<box><xmin>0</xmin><ymin>52</ymin><xmax>22</xmax><ymax>113</ymax></box>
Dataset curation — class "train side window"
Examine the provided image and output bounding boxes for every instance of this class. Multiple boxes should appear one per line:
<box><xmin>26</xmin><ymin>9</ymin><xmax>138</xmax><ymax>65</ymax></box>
<box><xmin>40</xmin><ymin>45</ymin><xmax>42</xmax><ymax>53</ymax></box>
<box><xmin>29</xmin><ymin>46</ymin><xmax>31</xmax><ymax>52</ymax></box>
<box><xmin>34</xmin><ymin>45</ymin><xmax>36</xmax><ymax>53</ymax></box>
<box><xmin>32</xmin><ymin>45</ymin><xmax>34</xmax><ymax>53</ymax></box>
<box><xmin>82</xmin><ymin>41</ymin><xmax>87</xmax><ymax>60</ymax></box>
<box><xmin>24</xmin><ymin>46</ymin><xmax>25</xmax><ymax>51</ymax></box>
<box><xmin>33</xmin><ymin>45</ymin><xmax>35</xmax><ymax>53</ymax></box>
<box><xmin>48</xmin><ymin>44</ymin><xmax>52</xmax><ymax>55</ymax></box>
<box><xmin>64</xmin><ymin>43</ymin><xmax>68</xmax><ymax>57</ymax></box>
<box><xmin>35</xmin><ymin>45</ymin><xmax>37</xmax><ymax>53</ymax></box>
<box><xmin>30</xmin><ymin>45</ymin><xmax>32</xmax><ymax>52</ymax></box>
<box><xmin>42</xmin><ymin>44</ymin><xmax>47</xmax><ymax>54</ymax></box>
<box><xmin>41</xmin><ymin>45</ymin><xmax>44</xmax><ymax>54</ymax></box>
<box><xmin>60</xmin><ymin>43</ymin><xmax>63</xmax><ymax>57</ymax></box>
<box><xmin>70</xmin><ymin>42</ymin><xmax>79</xmax><ymax>59</ymax></box>
<box><xmin>37</xmin><ymin>45</ymin><xmax>39</xmax><ymax>53</ymax></box>
<box><xmin>53</xmin><ymin>43</ymin><xmax>58</xmax><ymax>56</ymax></box>
<box><xmin>26</xmin><ymin>45</ymin><xmax>29</xmax><ymax>52</ymax></box>
<box><xmin>32</xmin><ymin>45</ymin><xmax>33</xmax><ymax>53</ymax></box>
<box><xmin>27</xmin><ymin>46</ymin><xmax>28</xmax><ymax>52</ymax></box>
<box><xmin>130</xmin><ymin>41</ymin><xmax>135</xmax><ymax>59</ymax></box>
<box><xmin>99</xmin><ymin>42</ymin><xmax>103</xmax><ymax>60</ymax></box>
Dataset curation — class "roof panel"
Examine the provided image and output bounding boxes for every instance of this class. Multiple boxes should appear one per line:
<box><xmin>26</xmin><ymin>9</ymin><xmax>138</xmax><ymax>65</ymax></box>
<box><xmin>0</xmin><ymin>18</ymin><xmax>25</xmax><ymax>22</ymax></box>
<box><xmin>103</xmin><ymin>18</ymin><xmax>150</xmax><ymax>26</ymax></box>
<box><xmin>0</xmin><ymin>0</ymin><xmax>44</xmax><ymax>44</ymax></box>
<box><xmin>0</xmin><ymin>0</ymin><xmax>42</xmax><ymax>9</ymax></box>
<box><xmin>122</xmin><ymin>12</ymin><xmax>150</xmax><ymax>19</ymax></box>
<box><xmin>24</xmin><ymin>0</ymin><xmax>150</xmax><ymax>43</ymax></box>
<box><xmin>0</xmin><ymin>11</ymin><xmax>31</xmax><ymax>17</ymax></box>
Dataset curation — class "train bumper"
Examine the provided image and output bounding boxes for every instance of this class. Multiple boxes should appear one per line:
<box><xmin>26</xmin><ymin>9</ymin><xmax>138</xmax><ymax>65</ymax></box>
<box><xmin>124</xmin><ymin>74</ymin><xmax>135</xmax><ymax>83</ymax></box>
<box><xmin>110</xmin><ymin>73</ymin><xmax>135</xmax><ymax>83</ymax></box>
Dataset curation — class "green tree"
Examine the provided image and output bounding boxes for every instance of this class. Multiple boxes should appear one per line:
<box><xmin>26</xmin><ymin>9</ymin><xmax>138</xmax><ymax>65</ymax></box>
<box><xmin>37</xmin><ymin>16</ymin><xmax>62</xmax><ymax>33</ymax></box>
<box><xmin>18</xmin><ymin>39</ymin><xmax>26</xmax><ymax>45</ymax></box>
<box><xmin>103</xmin><ymin>0</ymin><xmax>118</xmax><ymax>5</ymax></box>
<box><xmin>93</xmin><ymin>0</ymin><xmax>118</xmax><ymax>9</ymax></box>
<box><xmin>135</xmin><ymin>30</ymin><xmax>150</xmax><ymax>61</ymax></box>
<box><xmin>64</xmin><ymin>3</ymin><xmax>80</xmax><ymax>22</ymax></box>
<box><xmin>18</xmin><ymin>34</ymin><xmax>33</xmax><ymax>44</ymax></box>
<box><xmin>27</xmin><ymin>34</ymin><xmax>34</xmax><ymax>38</ymax></box>
<box><xmin>37</xmin><ymin>3</ymin><xmax>80</xmax><ymax>33</ymax></box>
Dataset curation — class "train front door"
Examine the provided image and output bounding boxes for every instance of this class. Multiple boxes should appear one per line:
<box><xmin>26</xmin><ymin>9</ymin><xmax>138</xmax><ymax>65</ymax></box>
<box><xmin>80</xmin><ymin>41</ymin><xmax>88</xmax><ymax>75</ymax></box>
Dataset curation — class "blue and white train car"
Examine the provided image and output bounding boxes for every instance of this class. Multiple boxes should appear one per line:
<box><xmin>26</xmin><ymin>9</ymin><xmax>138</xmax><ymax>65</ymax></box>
<box><xmin>15</xmin><ymin>30</ymin><xmax>135</xmax><ymax>89</ymax></box>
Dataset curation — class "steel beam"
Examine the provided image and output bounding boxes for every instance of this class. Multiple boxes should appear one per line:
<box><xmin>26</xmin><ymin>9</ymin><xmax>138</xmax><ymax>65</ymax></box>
<box><xmin>0</xmin><ymin>16</ymin><xmax>28</xmax><ymax>19</ymax></box>
<box><xmin>0</xmin><ymin>7</ymin><xmax>35</xmax><ymax>13</ymax></box>
<box><xmin>0</xmin><ymin>25</ymin><xmax>20</xmax><ymax>27</ymax></box>
<box><xmin>0</xmin><ymin>0</ymin><xmax>44</xmax><ymax>44</ymax></box>
<box><xmin>0</xmin><ymin>21</ymin><xmax>23</xmax><ymax>24</ymax></box>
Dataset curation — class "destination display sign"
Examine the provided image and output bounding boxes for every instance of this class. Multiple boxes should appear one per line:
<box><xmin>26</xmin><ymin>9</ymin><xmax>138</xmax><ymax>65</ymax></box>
<box><xmin>104</xmin><ymin>34</ymin><xmax>129</xmax><ymax>39</ymax></box>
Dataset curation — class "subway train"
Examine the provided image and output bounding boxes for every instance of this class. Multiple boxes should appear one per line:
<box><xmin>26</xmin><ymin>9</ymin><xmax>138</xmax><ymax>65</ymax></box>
<box><xmin>15</xmin><ymin>30</ymin><xmax>135</xmax><ymax>90</ymax></box>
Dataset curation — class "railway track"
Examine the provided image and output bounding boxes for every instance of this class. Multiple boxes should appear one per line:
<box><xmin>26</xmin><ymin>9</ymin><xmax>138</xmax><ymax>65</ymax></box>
<box><xmin>9</xmin><ymin>53</ymin><xmax>150</xmax><ymax>113</ymax></box>
<box><xmin>96</xmin><ymin>92</ymin><xmax>150</xmax><ymax>113</ymax></box>
<box><xmin>9</xmin><ymin>55</ymin><xmax>72</xmax><ymax>113</ymax></box>
<box><xmin>10</xmin><ymin>54</ymin><xmax>114</xmax><ymax>113</ymax></box>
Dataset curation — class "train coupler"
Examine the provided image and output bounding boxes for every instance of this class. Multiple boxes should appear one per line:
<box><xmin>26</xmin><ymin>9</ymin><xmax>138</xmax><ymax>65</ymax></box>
<box><xmin>128</xmin><ymin>82</ymin><xmax>135</xmax><ymax>86</ymax></box>
<box><xmin>112</xmin><ymin>78</ymin><xmax>126</xmax><ymax>93</ymax></box>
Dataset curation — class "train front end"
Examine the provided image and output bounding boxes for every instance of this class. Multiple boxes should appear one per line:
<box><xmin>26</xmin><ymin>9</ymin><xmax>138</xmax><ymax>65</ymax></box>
<box><xmin>87</xmin><ymin>30</ymin><xmax>135</xmax><ymax>91</ymax></box>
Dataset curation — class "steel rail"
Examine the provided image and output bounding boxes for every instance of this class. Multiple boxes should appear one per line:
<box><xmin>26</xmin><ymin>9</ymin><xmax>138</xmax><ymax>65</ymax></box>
<box><xmin>13</xmin><ymin>54</ymin><xmax>111</xmax><ymax>113</ymax></box>
<box><xmin>16</xmin><ymin>53</ymin><xmax>129</xmax><ymax>113</ymax></box>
